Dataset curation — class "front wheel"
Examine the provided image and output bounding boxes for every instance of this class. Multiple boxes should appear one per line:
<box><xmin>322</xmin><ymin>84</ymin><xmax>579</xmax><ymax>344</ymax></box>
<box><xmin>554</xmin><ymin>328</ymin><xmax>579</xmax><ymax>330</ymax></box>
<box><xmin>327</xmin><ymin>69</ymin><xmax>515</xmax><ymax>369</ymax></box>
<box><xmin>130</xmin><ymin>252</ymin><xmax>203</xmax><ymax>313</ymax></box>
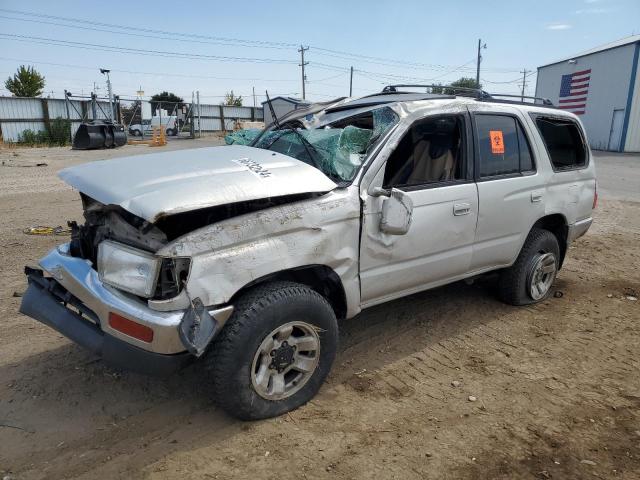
<box><xmin>204</xmin><ymin>281</ymin><xmax>338</xmax><ymax>420</ymax></box>
<box><xmin>498</xmin><ymin>228</ymin><xmax>560</xmax><ymax>306</ymax></box>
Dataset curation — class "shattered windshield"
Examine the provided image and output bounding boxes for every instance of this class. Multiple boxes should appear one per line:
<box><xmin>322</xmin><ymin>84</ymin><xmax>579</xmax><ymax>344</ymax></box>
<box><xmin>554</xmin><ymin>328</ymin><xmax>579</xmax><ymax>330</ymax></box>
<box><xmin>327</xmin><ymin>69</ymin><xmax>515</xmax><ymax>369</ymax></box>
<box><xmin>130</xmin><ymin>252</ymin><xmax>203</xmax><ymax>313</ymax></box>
<box><xmin>226</xmin><ymin>106</ymin><xmax>399</xmax><ymax>182</ymax></box>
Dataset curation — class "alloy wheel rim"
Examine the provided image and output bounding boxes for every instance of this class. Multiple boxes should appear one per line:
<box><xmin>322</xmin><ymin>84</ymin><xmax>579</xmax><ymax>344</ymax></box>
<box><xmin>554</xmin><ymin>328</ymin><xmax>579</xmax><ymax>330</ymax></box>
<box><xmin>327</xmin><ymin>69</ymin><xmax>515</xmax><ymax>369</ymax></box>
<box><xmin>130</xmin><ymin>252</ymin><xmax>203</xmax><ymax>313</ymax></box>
<box><xmin>529</xmin><ymin>252</ymin><xmax>557</xmax><ymax>300</ymax></box>
<box><xmin>251</xmin><ymin>321</ymin><xmax>320</xmax><ymax>401</ymax></box>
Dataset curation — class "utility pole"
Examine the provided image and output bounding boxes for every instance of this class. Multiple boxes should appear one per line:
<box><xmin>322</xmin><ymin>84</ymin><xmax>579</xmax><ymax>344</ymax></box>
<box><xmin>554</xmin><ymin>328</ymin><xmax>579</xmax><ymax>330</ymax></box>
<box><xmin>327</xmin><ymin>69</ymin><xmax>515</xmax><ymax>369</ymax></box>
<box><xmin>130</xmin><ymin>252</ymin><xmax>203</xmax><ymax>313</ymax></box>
<box><xmin>100</xmin><ymin>68</ymin><xmax>114</xmax><ymax>121</ymax></box>
<box><xmin>252</xmin><ymin>86</ymin><xmax>256</xmax><ymax>108</ymax></box>
<box><xmin>349</xmin><ymin>66</ymin><xmax>353</xmax><ymax>97</ymax></box>
<box><xmin>475</xmin><ymin>39</ymin><xmax>486</xmax><ymax>88</ymax></box>
<box><xmin>520</xmin><ymin>69</ymin><xmax>529</xmax><ymax>101</ymax></box>
<box><xmin>298</xmin><ymin>45</ymin><xmax>309</xmax><ymax>100</ymax></box>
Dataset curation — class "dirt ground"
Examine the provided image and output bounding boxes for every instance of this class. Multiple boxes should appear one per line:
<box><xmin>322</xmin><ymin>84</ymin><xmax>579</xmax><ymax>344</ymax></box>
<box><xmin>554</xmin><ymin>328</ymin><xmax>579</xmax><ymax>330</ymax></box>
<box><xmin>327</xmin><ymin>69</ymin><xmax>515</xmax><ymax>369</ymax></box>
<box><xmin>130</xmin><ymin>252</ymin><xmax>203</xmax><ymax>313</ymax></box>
<box><xmin>0</xmin><ymin>143</ymin><xmax>638</xmax><ymax>480</ymax></box>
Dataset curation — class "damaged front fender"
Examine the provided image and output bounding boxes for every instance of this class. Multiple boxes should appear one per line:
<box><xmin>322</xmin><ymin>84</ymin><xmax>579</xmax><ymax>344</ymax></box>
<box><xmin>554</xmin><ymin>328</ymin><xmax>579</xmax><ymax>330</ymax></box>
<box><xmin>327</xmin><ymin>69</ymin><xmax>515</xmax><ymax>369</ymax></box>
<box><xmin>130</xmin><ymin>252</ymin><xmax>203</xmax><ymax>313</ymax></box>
<box><xmin>179</xmin><ymin>298</ymin><xmax>234</xmax><ymax>357</ymax></box>
<box><xmin>157</xmin><ymin>188</ymin><xmax>363</xmax><ymax>319</ymax></box>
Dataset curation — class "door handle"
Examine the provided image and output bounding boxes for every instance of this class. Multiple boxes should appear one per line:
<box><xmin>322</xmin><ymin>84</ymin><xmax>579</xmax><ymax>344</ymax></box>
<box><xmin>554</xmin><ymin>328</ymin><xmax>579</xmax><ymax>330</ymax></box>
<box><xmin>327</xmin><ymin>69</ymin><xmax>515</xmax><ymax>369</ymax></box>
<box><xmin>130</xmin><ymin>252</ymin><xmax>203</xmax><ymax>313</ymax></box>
<box><xmin>531</xmin><ymin>190</ymin><xmax>544</xmax><ymax>203</ymax></box>
<box><xmin>453</xmin><ymin>203</ymin><xmax>471</xmax><ymax>216</ymax></box>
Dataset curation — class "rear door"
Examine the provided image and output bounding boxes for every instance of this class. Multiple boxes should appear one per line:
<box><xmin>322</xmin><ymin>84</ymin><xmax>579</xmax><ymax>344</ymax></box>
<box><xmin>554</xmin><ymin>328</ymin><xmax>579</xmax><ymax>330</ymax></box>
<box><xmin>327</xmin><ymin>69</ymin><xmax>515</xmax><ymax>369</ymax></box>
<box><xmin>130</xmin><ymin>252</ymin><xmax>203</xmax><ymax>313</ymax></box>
<box><xmin>468</xmin><ymin>107</ymin><xmax>545</xmax><ymax>272</ymax></box>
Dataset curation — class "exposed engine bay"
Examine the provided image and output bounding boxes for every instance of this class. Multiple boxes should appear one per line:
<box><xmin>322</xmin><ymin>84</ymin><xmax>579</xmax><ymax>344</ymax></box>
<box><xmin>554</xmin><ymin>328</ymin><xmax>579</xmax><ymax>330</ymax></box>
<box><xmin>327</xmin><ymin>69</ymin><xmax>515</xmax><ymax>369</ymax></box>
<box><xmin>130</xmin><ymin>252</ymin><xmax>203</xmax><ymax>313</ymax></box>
<box><xmin>68</xmin><ymin>192</ymin><xmax>324</xmax><ymax>300</ymax></box>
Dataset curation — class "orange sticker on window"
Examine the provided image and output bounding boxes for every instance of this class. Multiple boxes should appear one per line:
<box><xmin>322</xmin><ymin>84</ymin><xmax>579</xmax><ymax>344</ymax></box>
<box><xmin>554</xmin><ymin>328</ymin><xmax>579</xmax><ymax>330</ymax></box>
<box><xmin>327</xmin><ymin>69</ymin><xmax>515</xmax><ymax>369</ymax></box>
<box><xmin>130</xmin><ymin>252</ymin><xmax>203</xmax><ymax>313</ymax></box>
<box><xmin>489</xmin><ymin>130</ymin><xmax>505</xmax><ymax>154</ymax></box>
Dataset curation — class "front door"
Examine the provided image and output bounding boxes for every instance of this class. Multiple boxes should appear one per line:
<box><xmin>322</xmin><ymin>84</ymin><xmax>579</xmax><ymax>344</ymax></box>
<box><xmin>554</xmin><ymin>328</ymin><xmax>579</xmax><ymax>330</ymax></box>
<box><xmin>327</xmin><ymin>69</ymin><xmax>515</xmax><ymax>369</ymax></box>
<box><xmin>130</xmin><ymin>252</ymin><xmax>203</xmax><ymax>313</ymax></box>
<box><xmin>608</xmin><ymin>108</ymin><xmax>625</xmax><ymax>151</ymax></box>
<box><xmin>359</xmin><ymin>113</ymin><xmax>478</xmax><ymax>306</ymax></box>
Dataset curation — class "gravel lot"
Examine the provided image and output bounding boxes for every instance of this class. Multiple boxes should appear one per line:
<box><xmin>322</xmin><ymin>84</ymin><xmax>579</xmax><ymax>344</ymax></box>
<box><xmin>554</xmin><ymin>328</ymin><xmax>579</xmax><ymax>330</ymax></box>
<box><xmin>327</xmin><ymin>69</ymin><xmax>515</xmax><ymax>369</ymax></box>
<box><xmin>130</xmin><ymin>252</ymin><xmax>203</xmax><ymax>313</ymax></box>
<box><xmin>0</xmin><ymin>143</ymin><xmax>638</xmax><ymax>480</ymax></box>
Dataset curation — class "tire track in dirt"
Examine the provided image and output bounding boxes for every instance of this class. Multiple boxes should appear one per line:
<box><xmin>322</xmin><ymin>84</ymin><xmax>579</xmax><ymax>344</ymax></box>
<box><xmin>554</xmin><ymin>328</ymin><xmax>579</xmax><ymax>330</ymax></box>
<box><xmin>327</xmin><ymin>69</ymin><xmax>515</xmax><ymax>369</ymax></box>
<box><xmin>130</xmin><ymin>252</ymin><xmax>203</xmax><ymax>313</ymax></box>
<box><xmin>1</xmin><ymin>145</ymin><xmax>639</xmax><ymax>479</ymax></box>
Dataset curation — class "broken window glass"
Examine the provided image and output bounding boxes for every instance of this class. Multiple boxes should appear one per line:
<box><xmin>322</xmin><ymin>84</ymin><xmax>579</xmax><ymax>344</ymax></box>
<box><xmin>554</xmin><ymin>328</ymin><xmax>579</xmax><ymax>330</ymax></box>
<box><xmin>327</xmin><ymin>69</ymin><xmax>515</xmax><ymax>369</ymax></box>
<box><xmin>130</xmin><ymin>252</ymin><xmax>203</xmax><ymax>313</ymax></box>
<box><xmin>372</xmin><ymin>107</ymin><xmax>399</xmax><ymax>140</ymax></box>
<box><xmin>243</xmin><ymin>106</ymin><xmax>399</xmax><ymax>182</ymax></box>
<box><xmin>224</xmin><ymin>128</ymin><xmax>262</xmax><ymax>145</ymax></box>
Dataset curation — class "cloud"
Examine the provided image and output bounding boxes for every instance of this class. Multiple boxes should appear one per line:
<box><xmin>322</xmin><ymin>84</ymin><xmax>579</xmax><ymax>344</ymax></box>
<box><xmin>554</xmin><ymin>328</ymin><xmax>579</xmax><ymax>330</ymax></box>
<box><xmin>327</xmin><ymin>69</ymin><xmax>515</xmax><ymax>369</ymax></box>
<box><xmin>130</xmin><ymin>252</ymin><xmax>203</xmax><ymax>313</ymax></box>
<box><xmin>576</xmin><ymin>7</ymin><xmax>610</xmax><ymax>13</ymax></box>
<box><xmin>546</xmin><ymin>23</ymin><xmax>572</xmax><ymax>30</ymax></box>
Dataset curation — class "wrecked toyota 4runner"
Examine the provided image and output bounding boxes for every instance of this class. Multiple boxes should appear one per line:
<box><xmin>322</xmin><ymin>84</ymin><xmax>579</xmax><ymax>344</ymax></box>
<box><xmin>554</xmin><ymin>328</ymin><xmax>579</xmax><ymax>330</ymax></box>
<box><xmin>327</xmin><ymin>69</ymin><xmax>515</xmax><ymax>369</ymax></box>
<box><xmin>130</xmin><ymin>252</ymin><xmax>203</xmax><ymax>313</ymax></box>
<box><xmin>20</xmin><ymin>88</ymin><xmax>596</xmax><ymax>420</ymax></box>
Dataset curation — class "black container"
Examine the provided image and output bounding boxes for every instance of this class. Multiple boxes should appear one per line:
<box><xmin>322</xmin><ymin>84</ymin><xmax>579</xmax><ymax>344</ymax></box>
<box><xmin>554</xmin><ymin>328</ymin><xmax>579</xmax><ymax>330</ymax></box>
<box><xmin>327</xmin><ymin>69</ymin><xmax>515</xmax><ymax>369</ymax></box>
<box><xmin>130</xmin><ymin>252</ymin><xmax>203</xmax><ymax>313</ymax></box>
<box><xmin>73</xmin><ymin>121</ymin><xmax>127</xmax><ymax>150</ymax></box>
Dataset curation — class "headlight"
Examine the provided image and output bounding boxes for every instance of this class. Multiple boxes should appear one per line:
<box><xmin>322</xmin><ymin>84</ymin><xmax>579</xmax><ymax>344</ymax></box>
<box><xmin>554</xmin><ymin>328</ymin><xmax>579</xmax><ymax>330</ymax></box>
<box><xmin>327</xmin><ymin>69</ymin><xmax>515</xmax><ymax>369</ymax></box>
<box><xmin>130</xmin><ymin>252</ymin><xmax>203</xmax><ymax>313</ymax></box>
<box><xmin>97</xmin><ymin>240</ymin><xmax>161</xmax><ymax>298</ymax></box>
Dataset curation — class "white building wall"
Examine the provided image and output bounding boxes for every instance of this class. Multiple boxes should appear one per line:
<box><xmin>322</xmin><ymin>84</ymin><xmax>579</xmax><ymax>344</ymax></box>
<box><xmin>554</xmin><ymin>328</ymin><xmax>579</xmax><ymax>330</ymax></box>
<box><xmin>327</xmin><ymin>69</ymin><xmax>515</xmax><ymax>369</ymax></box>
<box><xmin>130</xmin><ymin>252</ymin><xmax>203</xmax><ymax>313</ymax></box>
<box><xmin>624</xmin><ymin>45</ymin><xmax>640</xmax><ymax>152</ymax></box>
<box><xmin>536</xmin><ymin>43</ymin><xmax>637</xmax><ymax>151</ymax></box>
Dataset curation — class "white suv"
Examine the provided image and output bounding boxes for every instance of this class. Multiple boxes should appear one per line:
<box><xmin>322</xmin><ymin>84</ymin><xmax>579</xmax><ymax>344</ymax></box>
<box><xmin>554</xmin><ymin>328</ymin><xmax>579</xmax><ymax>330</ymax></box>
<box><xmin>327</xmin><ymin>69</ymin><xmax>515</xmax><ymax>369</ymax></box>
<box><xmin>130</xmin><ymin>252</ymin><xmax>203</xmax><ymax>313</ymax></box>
<box><xmin>20</xmin><ymin>88</ymin><xmax>596</xmax><ymax>420</ymax></box>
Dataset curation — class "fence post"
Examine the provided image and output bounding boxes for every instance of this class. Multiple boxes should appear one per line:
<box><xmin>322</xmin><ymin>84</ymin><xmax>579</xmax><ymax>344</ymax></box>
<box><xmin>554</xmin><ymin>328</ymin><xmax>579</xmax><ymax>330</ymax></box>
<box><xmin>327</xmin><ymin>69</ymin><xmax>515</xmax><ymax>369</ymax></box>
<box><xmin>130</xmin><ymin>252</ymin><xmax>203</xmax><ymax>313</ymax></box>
<box><xmin>251</xmin><ymin>107</ymin><xmax>256</xmax><ymax>121</ymax></box>
<box><xmin>114</xmin><ymin>95</ymin><xmax>122</xmax><ymax>124</ymax></box>
<box><xmin>64</xmin><ymin>90</ymin><xmax>73</xmax><ymax>143</ymax></box>
<box><xmin>41</xmin><ymin>98</ymin><xmax>51</xmax><ymax>139</ymax></box>
<box><xmin>219</xmin><ymin>105</ymin><xmax>226</xmax><ymax>133</ymax></box>
<box><xmin>81</xmin><ymin>100</ymin><xmax>88</xmax><ymax>122</ymax></box>
<box><xmin>91</xmin><ymin>93</ymin><xmax>97</xmax><ymax>120</ymax></box>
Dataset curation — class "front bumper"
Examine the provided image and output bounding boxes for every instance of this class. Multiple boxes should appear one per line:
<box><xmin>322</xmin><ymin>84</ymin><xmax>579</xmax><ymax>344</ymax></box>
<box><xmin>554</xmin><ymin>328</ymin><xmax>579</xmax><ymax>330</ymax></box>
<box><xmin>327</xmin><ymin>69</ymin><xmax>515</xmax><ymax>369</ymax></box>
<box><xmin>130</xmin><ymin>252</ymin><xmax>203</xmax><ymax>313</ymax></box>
<box><xmin>20</xmin><ymin>269</ymin><xmax>191</xmax><ymax>376</ymax></box>
<box><xmin>19</xmin><ymin>243</ymin><xmax>234</xmax><ymax>372</ymax></box>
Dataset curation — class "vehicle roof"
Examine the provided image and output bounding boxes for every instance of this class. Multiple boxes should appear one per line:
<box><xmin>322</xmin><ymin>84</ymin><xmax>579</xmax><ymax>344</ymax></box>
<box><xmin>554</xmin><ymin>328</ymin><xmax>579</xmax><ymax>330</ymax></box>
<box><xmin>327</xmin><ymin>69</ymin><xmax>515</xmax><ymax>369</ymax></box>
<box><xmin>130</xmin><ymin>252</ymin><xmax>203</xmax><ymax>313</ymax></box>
<box><xmin>324</xmin><ymin>92</ymin><xmax>571</xmax><ymax>116</ymax></box>
<box><xmin>273</xmin><ymin>90</ymin><xmax>578</xmax><ymax>128</ymax></box>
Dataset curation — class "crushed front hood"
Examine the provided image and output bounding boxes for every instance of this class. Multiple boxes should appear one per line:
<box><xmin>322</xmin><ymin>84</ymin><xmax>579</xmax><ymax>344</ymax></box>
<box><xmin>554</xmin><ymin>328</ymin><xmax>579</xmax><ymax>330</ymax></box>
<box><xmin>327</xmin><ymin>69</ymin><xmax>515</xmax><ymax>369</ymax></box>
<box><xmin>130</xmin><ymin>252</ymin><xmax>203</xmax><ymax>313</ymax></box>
<box><xmin>59</xmin><ymin>145</ymin><xmax>337</xmax><ymax>222</ymax></box>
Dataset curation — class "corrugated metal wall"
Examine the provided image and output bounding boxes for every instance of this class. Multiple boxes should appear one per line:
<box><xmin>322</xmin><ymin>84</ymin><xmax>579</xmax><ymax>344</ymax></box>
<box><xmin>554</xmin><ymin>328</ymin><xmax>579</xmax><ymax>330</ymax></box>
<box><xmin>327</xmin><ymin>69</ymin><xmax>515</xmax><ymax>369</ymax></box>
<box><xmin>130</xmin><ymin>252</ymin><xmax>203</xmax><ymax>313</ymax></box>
<box><xmin>0</xmin><ymin>96</ymin><xmax>264</xmax><ymax>142</ymax></box>
<box><xmin>536</xmin><ymin>42</ymin><xmax>638</xmax><ymax>152</ymax></box>
<box><xmin>623</xmin><ymin>44</ymin><xmax>640</xmax><ymax>152</ymax></box>
<box><xmin>0</xmin><ymin>97</ymin><xmax>113</xmax><ymax>141</ymax></box>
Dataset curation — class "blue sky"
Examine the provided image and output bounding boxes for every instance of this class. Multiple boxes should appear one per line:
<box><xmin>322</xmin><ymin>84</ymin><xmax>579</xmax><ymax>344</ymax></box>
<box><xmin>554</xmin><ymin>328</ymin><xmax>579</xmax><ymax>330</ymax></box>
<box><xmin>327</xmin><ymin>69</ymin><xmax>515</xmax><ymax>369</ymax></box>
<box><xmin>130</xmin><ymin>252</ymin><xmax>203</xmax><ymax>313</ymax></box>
<box><xmin>0</xmin><ymin>0</ymin><xmax>638</xmax><ymax>104</ymax></box>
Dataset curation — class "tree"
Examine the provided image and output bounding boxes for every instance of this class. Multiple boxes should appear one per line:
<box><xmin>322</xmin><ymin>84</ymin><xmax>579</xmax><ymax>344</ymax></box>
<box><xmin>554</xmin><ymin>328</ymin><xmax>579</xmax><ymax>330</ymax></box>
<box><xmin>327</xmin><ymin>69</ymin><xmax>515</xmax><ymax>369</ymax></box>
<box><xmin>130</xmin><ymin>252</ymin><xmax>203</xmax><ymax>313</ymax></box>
<box><xmin>150</xmin><ymin>91</ymin><xmax>184</xmax><ymax>115</ymax></box>
<box><xmin>431</xmin><ymin>77</ymin><xmax>482</xmax><ymax>96</ymax></box>
<box><xmin>223</xmin><ymin>90</ymin><xmax>243</xmax><ymax>106</ymax></box>
<box><xmin>5</xmin><ymin>65</ymin><xmax>45</xmax><ymax>97</ymax></box>
<box><xmin>121</xmin><ymin>101</ymin><xmax>142</xmax><ymax>126</ymax></box>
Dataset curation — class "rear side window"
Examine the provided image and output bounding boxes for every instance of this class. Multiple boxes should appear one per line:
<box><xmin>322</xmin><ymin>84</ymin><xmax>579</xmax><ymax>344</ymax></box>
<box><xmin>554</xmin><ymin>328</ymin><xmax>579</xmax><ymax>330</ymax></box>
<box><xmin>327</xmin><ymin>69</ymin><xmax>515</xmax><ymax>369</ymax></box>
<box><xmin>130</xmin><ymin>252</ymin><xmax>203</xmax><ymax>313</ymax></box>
<box><xmin>475</xmin><ymin>115</ymin><xmax>535</xmax><ymax>178</ymax></box>
<box><xmin>534</xmin><ymin>117</ymin><xmax>587</xmax><ymax>170</ymax></box>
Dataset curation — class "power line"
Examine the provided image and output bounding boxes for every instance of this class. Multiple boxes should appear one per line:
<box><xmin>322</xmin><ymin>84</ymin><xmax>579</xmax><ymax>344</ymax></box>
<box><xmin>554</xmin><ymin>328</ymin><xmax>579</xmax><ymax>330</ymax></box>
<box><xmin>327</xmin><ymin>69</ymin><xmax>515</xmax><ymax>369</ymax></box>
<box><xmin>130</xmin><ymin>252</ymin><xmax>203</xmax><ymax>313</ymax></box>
<box><xmin>0</xmin><ymin>8</ymin><xmax>525</xmax><ymax>74</ymax></box>
<box><xmin>0</xmin><ymin>33</ymin><xmax>298</xmax><ymax>64</ymax></box>
<box><xmin>0</xmin><ymin>56</ymin><xmax>300</xmax><ymax>83</ymax></box>
<box><xmin>0</xmin><ymin>8</ymin><xmax>297</xmax><ymax>49</ymax></box>
<box><xmin>0</xmin><ymin>14</ymin><xmax>293</xmax><ymax>51</ymax></box>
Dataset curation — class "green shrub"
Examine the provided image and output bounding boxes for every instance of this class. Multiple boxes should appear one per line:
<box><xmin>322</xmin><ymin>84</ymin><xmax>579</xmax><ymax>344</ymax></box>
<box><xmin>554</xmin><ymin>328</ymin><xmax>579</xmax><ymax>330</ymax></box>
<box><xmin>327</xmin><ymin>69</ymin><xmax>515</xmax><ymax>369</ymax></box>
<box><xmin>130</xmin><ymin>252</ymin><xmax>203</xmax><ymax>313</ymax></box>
<box><xmin>18</xmin><ymin>129</ymin><xmax>47</xmax><ymax>146</ymax></box>
<box><xmin>48</xmin><ymin>117</ymin><xmax>71</xmax><ymax>146</ymax></box>
<box><xmin>17</xmin><ymin>117</ymin><xmax>71</xmax><ymax>146</ymax></box>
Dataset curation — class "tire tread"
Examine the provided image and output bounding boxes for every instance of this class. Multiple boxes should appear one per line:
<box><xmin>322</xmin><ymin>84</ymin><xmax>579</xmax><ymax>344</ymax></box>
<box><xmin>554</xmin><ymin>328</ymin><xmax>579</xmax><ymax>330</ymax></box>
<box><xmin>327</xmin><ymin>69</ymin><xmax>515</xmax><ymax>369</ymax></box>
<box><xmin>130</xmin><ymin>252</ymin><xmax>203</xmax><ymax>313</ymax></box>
<box><xmin>498</xmin><ymin>228</ymin><xmax>559</xmax><ymax>306</ymax></box>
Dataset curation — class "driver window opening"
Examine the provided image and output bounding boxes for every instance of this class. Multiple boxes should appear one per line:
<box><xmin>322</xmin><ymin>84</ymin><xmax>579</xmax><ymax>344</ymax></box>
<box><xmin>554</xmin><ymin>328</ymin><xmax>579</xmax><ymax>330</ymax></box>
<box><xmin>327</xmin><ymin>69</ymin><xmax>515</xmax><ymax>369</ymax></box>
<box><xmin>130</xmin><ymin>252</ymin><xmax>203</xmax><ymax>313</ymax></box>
<box><xmin>383</xmin><ymin>115</ymin><xmax>464</xmax><ymax>188</ymax></box>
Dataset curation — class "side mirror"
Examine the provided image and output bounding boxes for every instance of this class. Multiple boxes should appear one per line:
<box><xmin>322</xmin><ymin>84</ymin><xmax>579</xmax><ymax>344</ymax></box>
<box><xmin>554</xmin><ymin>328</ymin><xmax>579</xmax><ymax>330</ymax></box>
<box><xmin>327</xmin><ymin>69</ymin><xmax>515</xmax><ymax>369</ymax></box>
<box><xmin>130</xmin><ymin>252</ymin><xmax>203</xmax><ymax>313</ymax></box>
<box><xmin>379</xmin><ymin>188</ymin><xmax>413</xmax><ymax>235</ymax></box>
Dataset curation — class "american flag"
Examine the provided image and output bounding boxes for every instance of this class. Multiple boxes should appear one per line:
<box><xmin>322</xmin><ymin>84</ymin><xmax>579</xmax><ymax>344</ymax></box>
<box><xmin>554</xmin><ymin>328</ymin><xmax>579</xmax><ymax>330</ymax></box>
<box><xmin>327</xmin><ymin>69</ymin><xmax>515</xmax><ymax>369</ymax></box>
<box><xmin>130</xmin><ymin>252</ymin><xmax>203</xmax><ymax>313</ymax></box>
<box><xmin>558</xmin><ymin>69</ymin><xmax>591</xmax><ymax>115</ymax></box>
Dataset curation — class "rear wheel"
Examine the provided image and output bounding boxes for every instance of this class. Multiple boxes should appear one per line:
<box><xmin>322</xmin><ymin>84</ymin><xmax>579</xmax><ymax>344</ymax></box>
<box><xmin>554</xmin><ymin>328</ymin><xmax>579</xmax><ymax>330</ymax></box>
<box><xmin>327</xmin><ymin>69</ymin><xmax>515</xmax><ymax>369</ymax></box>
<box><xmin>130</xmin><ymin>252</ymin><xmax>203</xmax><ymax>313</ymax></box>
<box><xmin>498</xmin><ymin>228</ymin><xmax>560</xmax><ymax>306</ymax></box>
<box><xmin>204</xmin><ymin>281</ymin><xmax>338</xmax><ymax>420</ymax></box>
<box><xmin>166</xmin><ymin>128</ymin><xmax>177</xmax><ymax>136</ymax></box>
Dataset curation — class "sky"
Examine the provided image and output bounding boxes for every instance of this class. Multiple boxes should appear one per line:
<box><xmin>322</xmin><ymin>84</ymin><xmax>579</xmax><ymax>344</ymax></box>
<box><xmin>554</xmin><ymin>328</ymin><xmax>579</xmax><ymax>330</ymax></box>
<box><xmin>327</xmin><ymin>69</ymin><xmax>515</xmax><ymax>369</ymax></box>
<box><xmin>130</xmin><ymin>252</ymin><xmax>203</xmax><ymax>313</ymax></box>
<box><xmin>0</xmin><ymin>0</ymin><xmax>638</xmax><ymax>105</ymax></box>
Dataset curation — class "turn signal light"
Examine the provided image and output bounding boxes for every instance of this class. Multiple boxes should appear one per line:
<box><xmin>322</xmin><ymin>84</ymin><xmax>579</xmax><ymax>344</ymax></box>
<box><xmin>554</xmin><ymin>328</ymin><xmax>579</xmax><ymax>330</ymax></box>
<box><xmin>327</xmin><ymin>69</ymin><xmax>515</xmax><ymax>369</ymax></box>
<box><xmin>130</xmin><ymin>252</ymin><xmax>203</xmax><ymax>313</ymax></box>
<box><xmin>108</xmin><ymin>312</ymin><xmax>154</xmax><ymax>343</ymax></box>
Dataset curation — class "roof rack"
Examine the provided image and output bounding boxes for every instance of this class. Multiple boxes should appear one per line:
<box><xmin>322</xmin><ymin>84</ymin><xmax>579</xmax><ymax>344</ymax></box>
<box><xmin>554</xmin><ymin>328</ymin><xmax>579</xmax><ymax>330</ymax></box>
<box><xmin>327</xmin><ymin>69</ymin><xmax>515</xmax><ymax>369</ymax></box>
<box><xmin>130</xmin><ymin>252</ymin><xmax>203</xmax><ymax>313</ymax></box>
<box><xmin>382</xmin><ymin>84</ymin><xmax>491</xmax><ymax>99</ymax></box>
<box><xmin>381</xmin><ymin>84</ymin><xmax>554</xmax><ymax>107</ymax></box>
<box><xmin>483</xmin><ymin>93</ymin><xmax>554</xmax><ymax>106</ymax></box>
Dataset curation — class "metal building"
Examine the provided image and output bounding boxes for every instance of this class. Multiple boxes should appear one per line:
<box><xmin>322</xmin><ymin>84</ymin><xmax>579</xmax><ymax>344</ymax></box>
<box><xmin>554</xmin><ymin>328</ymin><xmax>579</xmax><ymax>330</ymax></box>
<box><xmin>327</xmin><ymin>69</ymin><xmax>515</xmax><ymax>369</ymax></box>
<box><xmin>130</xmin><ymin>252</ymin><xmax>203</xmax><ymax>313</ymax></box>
<box><xmin>261</xmin><ymin>97</ymin><xmax>310</xmax><ymax>126</ymax></box>
<box><xmin>535</xmin><ymin>35</ymin><xmax>640</xmax><ymax>152</ymax></box>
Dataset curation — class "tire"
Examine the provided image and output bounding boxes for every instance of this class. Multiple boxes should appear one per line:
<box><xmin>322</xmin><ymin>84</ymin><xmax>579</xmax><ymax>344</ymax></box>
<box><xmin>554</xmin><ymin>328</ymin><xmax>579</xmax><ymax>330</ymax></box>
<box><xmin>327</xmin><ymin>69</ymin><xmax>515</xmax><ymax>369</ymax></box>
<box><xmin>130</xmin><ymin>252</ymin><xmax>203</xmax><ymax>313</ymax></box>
<box><xmin>166</xmin><ymin>128</ymin><xmax>177</xmax><ymax>136</ymax></box>
<box><xmin>498</xmin><ymin>228</ymin><xmax>560</xmax><ymax>306</ymax></box>
<box><xmin>131</xmin><ymin>129</ymin><xmax>141</xmax><ymax>137</ymax></box>
<box><xmin>204</xmin><ymin>281</ymin><xmax>338</xmax><ymax>420</ymax></box>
